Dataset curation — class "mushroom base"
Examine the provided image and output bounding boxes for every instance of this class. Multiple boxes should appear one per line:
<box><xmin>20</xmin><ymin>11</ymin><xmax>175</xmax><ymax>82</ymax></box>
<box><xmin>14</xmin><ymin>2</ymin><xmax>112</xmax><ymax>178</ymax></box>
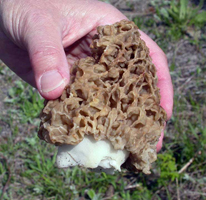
<box><xmin>56</xmin><ymin>136</ymin><xmax>129</xmax><ymax>174</ymax></box>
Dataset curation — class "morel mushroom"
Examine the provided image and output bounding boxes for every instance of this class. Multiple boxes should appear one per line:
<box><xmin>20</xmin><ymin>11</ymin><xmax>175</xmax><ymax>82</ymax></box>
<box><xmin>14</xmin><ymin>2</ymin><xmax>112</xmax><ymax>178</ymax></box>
<box><xmin>38</xmin><ymin>20</ymin><xmax>167</xmax><ymax>174</ymax></box>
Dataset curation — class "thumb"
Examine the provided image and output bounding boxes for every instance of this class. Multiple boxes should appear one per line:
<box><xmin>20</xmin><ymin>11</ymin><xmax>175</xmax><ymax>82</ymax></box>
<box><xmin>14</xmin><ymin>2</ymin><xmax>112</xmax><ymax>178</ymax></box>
<box><xmin>25</xmin><ymin>19</ymin><xmax>70</xmax><ymax>99</ymax></box>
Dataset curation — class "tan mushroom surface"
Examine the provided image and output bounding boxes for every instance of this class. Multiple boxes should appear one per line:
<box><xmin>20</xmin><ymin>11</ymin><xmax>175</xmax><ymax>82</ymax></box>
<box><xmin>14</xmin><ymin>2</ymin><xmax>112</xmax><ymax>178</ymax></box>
<box><xmin>38</xmin><ymin>20</ymin><xmax>167</xmax><ymax>174</ymax></box>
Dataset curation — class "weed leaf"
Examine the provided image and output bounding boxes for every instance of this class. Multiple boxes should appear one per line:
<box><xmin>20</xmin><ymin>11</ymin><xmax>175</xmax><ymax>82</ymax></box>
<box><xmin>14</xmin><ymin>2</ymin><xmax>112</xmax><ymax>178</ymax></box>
<box><xmin>179</xmin><ymin>0</ymin><xmax>188</xmax><ymax>20</ymax></box>
<box><xmin>195</xmin><ymin>11</ymin><xmax>206</xmax><ymax>23</ymax></box>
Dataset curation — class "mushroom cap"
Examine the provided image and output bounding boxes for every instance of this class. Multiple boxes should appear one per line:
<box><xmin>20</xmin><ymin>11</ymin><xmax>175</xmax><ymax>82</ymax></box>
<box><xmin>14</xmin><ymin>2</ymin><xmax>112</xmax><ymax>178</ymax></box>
<box><xmin>38</xmin><ymin>20</ymin><xmax>167</xmax><ymax>174</ymax></box>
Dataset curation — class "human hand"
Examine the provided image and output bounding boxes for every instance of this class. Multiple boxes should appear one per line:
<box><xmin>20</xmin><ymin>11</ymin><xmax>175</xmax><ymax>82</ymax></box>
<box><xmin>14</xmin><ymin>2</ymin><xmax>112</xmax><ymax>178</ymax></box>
<box><xmin>0</xmin><ymin>0</ymin><xmax>173</xmax><ymax>151</ymax></box>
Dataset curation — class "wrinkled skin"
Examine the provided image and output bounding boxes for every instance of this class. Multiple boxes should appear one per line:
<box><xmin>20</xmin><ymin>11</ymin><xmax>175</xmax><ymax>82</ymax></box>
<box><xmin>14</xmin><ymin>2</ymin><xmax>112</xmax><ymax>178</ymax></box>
<box><xmin>0</xmin><ymin>0</ymin><xmax>173</xmax><ymax>151</ymax></box>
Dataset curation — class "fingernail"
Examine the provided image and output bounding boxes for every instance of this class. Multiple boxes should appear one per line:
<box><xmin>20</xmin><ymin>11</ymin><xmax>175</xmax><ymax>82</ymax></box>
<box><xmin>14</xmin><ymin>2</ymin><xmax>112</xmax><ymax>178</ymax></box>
<box><xmin>40</xmin><ymin>70</ymin><xmax>65</xmax><ymax>93</ymax></box>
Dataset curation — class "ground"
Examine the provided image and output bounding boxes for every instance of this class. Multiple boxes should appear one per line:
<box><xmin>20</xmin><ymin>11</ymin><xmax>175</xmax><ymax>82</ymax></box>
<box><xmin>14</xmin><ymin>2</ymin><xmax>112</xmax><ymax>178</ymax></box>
<box><xmin>0</xmin><ymin>0</ymin><xmax>206</xmax><ymax>199</ymax></box>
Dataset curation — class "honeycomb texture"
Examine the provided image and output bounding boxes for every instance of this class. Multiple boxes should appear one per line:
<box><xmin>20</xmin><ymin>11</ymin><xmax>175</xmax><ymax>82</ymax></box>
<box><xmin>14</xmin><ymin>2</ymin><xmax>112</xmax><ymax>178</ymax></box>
<box><xmin>38</xmin><ymin>20</ymin><xmax>167</xmax><ymax>174</ymax></box>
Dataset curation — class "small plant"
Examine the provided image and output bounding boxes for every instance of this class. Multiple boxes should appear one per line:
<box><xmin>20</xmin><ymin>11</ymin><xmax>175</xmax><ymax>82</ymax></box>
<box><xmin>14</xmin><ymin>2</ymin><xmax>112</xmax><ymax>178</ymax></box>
<box><xmin>152</xmin><ymin>0</ymin><xmax>206</xmax><ymax>39</ymax></box>
<box><xmin>157</xmin><ymin>153</ymin><xmax>180</xmax><ymax>184</ymax></box>
<box><xmin>87</xmin><ymin>189</ymin><xmax>102</xmax><ymax>200</ymax></box>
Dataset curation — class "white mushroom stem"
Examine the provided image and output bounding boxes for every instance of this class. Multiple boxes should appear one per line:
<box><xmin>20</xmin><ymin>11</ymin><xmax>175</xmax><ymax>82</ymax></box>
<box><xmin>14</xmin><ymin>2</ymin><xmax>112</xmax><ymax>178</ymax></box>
<box><xmin>56</xmin><ymin>136</ymin><xmax>129</xmax><ymax>174</ymax></box>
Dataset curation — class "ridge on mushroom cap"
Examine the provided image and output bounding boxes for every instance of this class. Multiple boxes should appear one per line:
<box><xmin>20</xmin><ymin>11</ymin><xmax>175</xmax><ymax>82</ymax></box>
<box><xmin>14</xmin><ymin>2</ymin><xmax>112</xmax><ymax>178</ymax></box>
<box><xmin>38</xmin><ymin>20</ymin><xmax>167</xmax><ymax>174</ymax></box>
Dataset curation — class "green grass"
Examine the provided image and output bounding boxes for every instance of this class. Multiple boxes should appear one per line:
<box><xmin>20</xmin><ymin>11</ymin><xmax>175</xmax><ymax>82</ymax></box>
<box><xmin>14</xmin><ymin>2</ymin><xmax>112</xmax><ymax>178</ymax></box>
<box><xmin>151</xmin><ymin>0</ymin><xmax>206</xmax><ymax>40</ymax></box>
<box><xmin>4</xmin><ymin>80</ymin><xmax>44</xmax><ymax>124</ymax></box>
<box><xmin>0</xmin><ymin>133</ymin><xmax>155</xmax><ymax>199</ymax></box>
<box><xmin>1</xmin><ymin>0</ymin><xmax>206</xmax><ymax>199</ymax></box>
